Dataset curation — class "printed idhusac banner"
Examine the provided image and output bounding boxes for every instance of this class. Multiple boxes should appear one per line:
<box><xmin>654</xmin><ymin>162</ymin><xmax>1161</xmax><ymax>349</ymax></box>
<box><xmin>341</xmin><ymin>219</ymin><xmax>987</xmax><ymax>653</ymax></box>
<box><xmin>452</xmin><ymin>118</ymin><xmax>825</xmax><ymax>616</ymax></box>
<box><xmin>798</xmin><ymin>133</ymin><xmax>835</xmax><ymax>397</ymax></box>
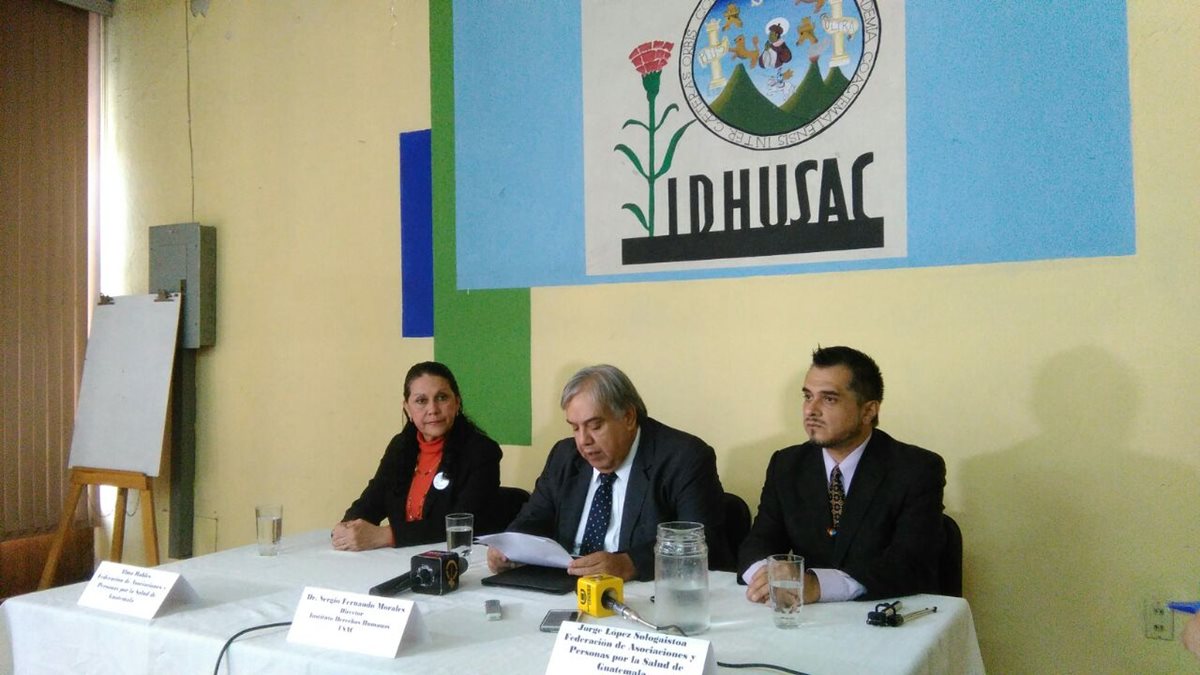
<box><xmin>582</xmin><ymin>0</ymin><xmax>905</xmax><ymax>275</ymax></box>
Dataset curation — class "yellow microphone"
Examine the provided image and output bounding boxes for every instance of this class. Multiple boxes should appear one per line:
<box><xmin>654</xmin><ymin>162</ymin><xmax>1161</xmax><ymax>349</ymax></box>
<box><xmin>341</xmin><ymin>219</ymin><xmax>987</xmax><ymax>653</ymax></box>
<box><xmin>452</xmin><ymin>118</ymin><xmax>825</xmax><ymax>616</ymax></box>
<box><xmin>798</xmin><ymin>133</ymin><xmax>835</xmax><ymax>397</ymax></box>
<box><xmin>576</xmin><ymin>573</ymin><xmax>656</xmax><ymax>629</ymax></box>
<box><xmin>577</xmin><ymin>573</ymin><xmax>623</xmax><ymax>617</ymax></box>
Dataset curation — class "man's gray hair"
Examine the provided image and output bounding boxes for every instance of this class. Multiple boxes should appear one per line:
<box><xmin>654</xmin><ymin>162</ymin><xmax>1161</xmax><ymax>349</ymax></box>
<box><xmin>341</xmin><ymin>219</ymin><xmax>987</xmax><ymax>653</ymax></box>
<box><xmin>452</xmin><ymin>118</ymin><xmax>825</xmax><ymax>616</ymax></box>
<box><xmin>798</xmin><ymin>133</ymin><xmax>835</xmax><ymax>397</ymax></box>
<box><xmin>559</xmin><ymin>364</ymin><xmax>647</xmax><ymax>420</ymax></box>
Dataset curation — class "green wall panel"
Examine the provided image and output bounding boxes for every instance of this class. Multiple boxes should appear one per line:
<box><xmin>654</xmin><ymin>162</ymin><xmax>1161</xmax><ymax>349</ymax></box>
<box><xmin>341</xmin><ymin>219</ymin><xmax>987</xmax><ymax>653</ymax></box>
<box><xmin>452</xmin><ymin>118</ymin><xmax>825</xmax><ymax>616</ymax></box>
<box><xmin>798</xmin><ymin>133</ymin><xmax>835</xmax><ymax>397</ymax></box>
<box><xmin>430</xmin><ymin>0</ymin><xmax>531</xmax><ymax>444</ymax></box>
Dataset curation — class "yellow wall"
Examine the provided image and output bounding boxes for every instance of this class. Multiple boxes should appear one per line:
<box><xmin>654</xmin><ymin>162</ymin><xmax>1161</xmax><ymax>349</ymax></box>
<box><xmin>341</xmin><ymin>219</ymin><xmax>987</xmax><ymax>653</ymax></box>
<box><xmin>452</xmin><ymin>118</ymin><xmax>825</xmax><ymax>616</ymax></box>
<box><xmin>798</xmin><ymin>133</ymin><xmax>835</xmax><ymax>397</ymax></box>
<box><xmin>101</xmin><ymin>0</ymin><xmax>435</xmax><ymax>557</ymax></box>
<box><xmin>102</xmin><ymin>2</ymin><xmax>1199</xmax><ymax>672</ymax></box>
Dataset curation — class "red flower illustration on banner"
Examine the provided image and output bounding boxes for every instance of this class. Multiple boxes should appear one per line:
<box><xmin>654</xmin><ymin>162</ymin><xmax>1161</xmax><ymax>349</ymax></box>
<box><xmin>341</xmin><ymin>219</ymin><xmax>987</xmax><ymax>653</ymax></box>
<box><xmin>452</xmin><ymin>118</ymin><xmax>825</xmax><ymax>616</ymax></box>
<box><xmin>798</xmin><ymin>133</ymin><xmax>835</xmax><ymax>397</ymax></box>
<box><xmin>615</xmin><ymin>41</ymin><xmax>694</xmax><ymax>237</ymax></box>
<box><xmin>630</xmin><ymin>40</ymin><xmax>674</xmax><ymax>75</ymax></box>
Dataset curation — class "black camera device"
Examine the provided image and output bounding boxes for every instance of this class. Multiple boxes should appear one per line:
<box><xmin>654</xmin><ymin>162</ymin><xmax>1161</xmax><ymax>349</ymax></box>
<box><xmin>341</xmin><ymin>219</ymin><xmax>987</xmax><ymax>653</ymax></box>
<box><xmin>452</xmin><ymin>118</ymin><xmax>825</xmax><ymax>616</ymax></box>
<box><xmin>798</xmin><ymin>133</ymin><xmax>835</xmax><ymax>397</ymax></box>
<box><xmin>368</xmin><ymin>549</ymin><xmax>468</xmax><ymax>597</ymax></box>
<box><xmin>410</xmin><ymin>550</ymin><xmax>466</xmax><ymax>595</ymax></box>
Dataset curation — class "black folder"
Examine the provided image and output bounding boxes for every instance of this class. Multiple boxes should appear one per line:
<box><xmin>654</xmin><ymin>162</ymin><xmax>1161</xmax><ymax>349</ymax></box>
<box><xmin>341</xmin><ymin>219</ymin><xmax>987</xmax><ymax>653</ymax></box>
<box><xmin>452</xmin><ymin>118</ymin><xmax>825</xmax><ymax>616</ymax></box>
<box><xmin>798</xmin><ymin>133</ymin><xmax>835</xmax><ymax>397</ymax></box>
<box><xmin>480</xmin><ymin>564</ymin><xmax>578</xmax><ymax>595</ymax></box>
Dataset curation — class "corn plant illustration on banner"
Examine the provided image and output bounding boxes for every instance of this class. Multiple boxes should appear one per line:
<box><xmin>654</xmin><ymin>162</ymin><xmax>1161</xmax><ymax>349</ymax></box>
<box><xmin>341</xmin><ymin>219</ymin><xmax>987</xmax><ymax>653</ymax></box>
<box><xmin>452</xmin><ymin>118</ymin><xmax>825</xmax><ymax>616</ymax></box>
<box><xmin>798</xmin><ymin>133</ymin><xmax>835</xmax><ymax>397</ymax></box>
<box><xmin>583</xmin><ymin>0</ymin><xmax>904</xmax><ymax>275</ymax></box>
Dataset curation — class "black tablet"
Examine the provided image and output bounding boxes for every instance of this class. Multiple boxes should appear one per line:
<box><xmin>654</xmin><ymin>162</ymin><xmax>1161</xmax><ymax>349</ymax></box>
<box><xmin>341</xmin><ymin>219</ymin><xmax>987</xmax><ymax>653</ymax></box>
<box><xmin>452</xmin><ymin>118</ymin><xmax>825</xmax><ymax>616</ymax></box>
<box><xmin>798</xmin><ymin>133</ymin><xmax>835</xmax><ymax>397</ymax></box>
<box><xmin>480</xmin><ymin>564</ymin><xmax>578</xmax><ymax>595</ymax></box>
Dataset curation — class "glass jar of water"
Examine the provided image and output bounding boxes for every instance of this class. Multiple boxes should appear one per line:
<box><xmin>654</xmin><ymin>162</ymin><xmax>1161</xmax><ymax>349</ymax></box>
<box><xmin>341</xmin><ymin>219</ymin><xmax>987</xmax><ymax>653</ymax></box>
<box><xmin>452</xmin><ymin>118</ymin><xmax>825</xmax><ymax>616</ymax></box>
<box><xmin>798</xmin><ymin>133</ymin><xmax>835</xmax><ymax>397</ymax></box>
<box><xmin>653</xmin><ymin>521</ymin><xmax>710</xmax><ymax>635</ymax></box>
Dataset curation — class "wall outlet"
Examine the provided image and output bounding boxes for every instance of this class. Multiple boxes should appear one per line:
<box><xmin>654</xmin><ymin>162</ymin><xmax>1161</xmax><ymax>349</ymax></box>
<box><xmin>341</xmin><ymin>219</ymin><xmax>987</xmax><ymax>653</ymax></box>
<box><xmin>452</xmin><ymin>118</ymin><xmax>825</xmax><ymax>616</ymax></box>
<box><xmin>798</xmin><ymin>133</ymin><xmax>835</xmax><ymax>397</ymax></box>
<box><xmin>1143</xmin><ymin>599</ymin><xmax>1173</xmax><ymax>640</ymax></box>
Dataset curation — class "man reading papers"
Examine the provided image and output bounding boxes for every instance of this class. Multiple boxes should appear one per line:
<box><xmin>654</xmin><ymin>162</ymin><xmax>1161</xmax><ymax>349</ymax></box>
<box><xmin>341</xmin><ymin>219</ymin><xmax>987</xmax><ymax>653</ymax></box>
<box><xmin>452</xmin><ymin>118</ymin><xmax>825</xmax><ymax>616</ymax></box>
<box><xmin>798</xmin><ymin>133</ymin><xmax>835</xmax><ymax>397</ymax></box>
<box><xmin>487</xmin><ymin>365</ymin><xmax>730</xmax><ymax>581</ymax></box>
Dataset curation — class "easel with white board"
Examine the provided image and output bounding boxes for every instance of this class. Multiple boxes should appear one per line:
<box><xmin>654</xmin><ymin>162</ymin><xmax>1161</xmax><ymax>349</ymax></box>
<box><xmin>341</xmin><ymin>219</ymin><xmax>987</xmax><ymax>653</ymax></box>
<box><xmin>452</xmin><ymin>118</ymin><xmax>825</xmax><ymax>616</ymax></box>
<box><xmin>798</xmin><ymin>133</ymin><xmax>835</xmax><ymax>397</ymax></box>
<box><xmin>39</xmin><ymin>293</ymin><xmax>181</xmax><ymax>589</ymax></box>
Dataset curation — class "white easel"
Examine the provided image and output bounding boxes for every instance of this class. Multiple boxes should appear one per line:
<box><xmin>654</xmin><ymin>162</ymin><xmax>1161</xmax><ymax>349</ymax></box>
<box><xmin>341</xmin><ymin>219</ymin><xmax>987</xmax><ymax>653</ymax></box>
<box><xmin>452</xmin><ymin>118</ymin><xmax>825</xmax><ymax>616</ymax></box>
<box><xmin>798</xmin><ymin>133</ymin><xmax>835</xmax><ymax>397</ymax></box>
<box><xmin>39</xmin><ymin>293</ymin><xmax>180</xmax><ymax>589</ymax></box>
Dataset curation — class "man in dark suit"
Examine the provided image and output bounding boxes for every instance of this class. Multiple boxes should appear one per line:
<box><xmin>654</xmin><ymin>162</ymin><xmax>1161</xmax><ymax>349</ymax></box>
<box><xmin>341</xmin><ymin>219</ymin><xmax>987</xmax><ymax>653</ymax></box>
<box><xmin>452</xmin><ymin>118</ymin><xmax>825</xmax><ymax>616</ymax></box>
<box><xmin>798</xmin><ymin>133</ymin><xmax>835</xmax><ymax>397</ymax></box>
<box><xmin>740</xmin><ymin>346</ymin><xmax>945</xmax><ymax>603</ymax></box>
<box><xmin>487</xmin><ymin>364</ymin><xmax>729</xmax><ymax>581</ymax></box>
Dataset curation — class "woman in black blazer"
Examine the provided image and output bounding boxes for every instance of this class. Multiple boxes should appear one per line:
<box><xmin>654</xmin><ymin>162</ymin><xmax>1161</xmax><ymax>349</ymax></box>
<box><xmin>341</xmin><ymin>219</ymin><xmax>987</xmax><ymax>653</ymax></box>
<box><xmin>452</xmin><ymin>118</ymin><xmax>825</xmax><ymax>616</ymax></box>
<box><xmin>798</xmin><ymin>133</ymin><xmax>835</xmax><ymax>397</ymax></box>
<box><xmin>331</xmin><ymin>361</ymin><xmax>502</xmax><ymax>551</ymax></box>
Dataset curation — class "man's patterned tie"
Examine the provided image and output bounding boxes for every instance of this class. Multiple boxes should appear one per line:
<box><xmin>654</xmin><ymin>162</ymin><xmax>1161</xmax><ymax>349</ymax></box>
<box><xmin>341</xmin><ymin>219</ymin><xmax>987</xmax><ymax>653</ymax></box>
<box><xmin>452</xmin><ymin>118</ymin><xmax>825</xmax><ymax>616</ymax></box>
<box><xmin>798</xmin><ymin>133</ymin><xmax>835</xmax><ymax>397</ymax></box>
<box><xmin>828</xmin><ymin>465</ymin><xmax>845</xmax><ymax>537</ymax></box>
<box><xmin>580</xmin><ymin>473</ymin><xmax>617</xmax><ymax>555</ymax></box>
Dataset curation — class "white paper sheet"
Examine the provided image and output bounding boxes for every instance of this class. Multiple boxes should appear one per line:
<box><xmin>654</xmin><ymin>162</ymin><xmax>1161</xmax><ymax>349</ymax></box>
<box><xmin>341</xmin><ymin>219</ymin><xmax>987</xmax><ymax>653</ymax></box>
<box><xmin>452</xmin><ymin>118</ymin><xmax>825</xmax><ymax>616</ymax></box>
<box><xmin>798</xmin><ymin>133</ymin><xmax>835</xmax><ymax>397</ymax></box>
<box><xmin>475</xmin><ymin>532</ymin><xmax>574</xmax><ymax>567</ymax></box>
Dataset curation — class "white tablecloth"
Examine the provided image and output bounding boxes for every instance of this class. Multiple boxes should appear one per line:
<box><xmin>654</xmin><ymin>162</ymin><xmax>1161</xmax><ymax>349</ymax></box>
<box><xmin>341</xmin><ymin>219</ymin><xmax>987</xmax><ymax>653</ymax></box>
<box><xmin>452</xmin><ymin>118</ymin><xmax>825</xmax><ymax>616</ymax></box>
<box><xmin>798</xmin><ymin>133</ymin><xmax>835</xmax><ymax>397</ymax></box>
<box><xmin>1</xmin><ymin>530</ymin><xmax>984</xmax><ymax>674</ymax></box>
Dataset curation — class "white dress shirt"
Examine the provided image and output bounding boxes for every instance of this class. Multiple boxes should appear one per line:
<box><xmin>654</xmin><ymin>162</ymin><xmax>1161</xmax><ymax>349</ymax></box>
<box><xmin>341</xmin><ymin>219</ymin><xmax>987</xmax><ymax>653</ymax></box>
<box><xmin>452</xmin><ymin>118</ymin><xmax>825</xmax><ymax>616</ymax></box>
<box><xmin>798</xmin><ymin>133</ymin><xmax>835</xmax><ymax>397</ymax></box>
<box><xmin>744</xmin><ymin>435</ymin><xmax>871</xmax><ymax>602</ymax></box>
<box><xmin>571</xmin><ymin>427</ymin><xmax>641</xmax><ymax>555</ymax></box>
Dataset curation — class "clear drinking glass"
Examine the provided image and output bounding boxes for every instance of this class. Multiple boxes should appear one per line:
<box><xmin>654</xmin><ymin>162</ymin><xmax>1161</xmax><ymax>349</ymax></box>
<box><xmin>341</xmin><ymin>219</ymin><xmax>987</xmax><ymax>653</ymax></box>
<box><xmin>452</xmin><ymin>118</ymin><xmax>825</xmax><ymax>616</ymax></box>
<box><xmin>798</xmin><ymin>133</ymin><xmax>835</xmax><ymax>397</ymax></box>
<box><xmin>768</xmin><ymin>553</ymin><xmax>805</xmax><ymax>628</ymax></box>
<box><xmin>445</xmin><ymin>512</ymin><xmax>474</xmax><ymax>559</ymax></box>
<box><xmin>255</xmin><ymin>504</ymin><xmax>282</xmax><ymax>556</ymax></box>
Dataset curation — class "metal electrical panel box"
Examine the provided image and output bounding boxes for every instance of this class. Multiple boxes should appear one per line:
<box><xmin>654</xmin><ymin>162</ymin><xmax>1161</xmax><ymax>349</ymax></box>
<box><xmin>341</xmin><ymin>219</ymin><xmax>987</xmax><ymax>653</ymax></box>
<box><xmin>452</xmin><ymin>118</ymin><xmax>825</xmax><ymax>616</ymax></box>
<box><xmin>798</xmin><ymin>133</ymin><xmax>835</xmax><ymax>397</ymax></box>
<box><xmin>149</xmin><ymin>222</ymin><xmax>216</xmax><ymax>348</ymax></box>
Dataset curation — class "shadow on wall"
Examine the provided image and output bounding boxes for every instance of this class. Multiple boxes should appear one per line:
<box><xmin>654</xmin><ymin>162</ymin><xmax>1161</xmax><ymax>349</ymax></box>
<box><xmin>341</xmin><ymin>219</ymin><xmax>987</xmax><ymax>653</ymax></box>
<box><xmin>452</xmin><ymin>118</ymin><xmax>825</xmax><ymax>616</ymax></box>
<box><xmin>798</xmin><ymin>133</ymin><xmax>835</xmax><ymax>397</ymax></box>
<box><xmin>961</xmin><ymin>346</ymin><xmax>1198</xmax><ymax>672</ymax></box>
<box><xmin>717</xmin><ymin>368</ymin><xmax>808</xmax><ymax>508</ymax></box>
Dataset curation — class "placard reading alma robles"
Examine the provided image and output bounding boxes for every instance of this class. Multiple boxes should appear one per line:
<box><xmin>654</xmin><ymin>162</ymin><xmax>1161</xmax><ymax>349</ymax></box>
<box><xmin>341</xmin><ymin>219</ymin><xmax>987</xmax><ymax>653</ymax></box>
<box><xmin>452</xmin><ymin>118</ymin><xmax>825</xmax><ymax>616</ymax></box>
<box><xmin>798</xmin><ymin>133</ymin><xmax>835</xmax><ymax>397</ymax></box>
<box><xmin>582</xmin><ymin>0</ymin><xmax>906</xmax><ymax>275</ymax></box>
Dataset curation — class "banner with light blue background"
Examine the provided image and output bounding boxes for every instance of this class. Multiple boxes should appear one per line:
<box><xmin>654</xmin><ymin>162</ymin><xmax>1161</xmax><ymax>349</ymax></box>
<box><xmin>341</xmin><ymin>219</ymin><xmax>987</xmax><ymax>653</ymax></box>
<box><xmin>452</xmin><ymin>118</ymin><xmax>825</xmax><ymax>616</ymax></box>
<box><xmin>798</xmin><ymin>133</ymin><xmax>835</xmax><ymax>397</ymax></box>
<box><xmin>453</xmin><ymin>1</ymin><xmax>1132</xmax><ymax>290</ymax></box>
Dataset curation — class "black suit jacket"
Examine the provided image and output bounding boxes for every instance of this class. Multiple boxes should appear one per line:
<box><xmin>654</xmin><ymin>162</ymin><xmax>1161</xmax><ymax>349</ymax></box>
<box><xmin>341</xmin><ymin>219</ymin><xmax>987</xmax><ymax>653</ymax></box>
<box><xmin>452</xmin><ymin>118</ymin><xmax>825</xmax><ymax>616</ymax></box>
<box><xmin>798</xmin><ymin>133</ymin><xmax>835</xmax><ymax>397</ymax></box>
<box><xmin>342</xmin><ymin>419</ymin><xmax>503</xmax><ymax>546</ymax></box>
<box><xmin>738</xmin><ymin>429</ymin><xmax>945</xmax><ymax>600</ymax></box>
<box><xmin>507</xmin><ymin>416</ymin><xmax>730</xmax><ymax>580</ymax></box>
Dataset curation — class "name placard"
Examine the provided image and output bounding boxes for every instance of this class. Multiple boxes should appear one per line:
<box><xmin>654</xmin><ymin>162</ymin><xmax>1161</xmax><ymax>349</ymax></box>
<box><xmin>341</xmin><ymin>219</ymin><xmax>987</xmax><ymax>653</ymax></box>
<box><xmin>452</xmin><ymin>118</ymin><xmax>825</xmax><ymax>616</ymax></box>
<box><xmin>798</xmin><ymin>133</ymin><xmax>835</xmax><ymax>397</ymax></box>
<box><xmin>77</xmin><ymin>561</ymin><xmax>191</xmax><ymax>620</ymax></box>
<box><xmin>286</xmin><ymin>586</ymin><xmax>427</xmax><ymax>658</ymax></box>
<box><xmin>546</xmin><ymin>621</ymin><xmax>715</xmax><ymax>675</ymax></box>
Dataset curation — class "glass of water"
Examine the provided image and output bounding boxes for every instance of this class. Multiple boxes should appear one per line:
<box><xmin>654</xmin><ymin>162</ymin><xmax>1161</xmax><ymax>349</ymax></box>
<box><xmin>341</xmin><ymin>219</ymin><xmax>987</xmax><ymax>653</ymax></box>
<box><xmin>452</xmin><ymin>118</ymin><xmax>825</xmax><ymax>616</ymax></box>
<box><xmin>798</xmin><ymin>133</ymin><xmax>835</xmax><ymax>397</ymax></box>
<box><xmin>255</xmin><ymin>504</ymin><xmax>282</xmax><ymax>556</ymax></box>
<box><xmin>768</xmin><ymin>553</ymin><xmax>805</xmax><ymax>628</ymax></box>
<box><xmin>445</xmin><ymin>512</ymin><xmax>473</xmax><ymax>559</ymax></box>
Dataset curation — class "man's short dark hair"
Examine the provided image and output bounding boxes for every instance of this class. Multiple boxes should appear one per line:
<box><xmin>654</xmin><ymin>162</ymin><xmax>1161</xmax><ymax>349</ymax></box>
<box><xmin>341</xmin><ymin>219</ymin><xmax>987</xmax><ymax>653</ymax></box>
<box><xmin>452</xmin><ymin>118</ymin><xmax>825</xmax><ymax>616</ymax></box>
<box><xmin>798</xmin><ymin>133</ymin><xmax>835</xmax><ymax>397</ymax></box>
<box><xmin>811</xmin><ymin>346</ymin><xmax>884</xmax><ymax>405</ymax></box>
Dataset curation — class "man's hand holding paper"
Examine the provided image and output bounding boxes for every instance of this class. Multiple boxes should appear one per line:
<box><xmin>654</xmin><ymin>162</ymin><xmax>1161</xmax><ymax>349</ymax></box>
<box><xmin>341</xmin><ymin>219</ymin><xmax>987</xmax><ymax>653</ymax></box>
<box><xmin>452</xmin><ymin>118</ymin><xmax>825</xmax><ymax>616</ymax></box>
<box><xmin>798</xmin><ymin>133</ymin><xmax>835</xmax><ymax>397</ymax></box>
<box><xmin>477</xmin><ymin>532</ymin><xmax>574</xmax><ymax>569</ymax></box>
